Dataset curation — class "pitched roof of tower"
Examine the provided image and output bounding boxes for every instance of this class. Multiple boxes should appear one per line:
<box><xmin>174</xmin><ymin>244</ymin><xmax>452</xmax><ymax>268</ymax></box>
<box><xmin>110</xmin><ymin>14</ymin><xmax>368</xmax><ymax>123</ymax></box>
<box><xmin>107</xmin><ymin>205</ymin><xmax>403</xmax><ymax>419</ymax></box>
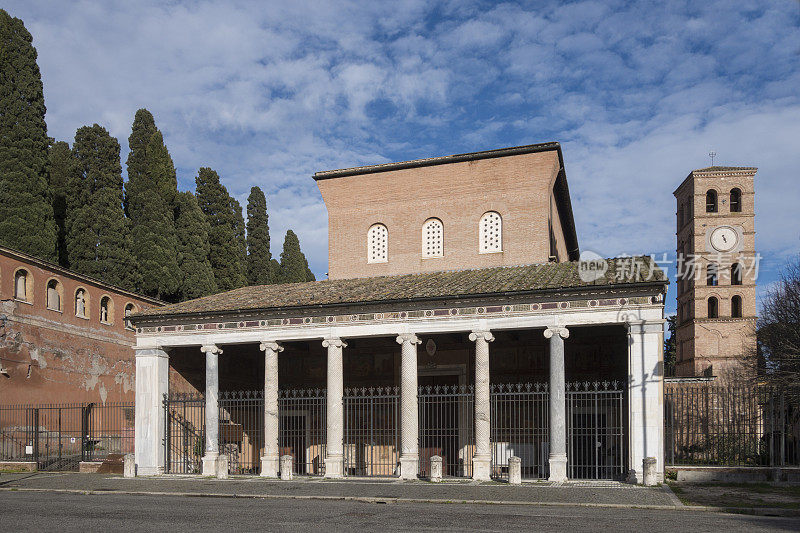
<box><xmin>692</xmin><ymin>166</ymin><xmax>758</xmax><ymax>172</ymax></box>
<box><xmin>132</xmin><ymin>257</ymin><xmax>666</xmax><ymax>321</ymax></box>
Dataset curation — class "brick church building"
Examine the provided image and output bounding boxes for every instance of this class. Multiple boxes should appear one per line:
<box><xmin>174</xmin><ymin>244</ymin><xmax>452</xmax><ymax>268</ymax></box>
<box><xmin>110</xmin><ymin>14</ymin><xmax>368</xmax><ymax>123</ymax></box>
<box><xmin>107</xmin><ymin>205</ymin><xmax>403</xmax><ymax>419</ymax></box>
<box><xmin>131</xmin><ymin>143</ymin><xmax>668</xmax><ymax>483</ymax></box>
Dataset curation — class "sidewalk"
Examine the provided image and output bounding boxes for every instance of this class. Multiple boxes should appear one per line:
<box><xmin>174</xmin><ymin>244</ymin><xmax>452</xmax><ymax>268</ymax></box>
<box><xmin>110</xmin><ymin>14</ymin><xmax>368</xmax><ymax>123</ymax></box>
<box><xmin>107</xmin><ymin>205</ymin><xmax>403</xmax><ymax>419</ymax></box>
<box><xmin>0</xmin><ymin>471</ymin><xmax>683</xmax><ymax>509</ymax></box>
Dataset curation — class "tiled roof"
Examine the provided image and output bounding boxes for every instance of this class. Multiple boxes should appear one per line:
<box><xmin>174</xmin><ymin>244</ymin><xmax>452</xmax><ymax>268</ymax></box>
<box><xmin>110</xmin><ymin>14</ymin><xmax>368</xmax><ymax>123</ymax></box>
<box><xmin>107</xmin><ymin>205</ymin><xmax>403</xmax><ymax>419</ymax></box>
<box><xmin>134</xmin><ymin>258</ymin><xmax>666</xmax><ymax>320</ymax></box>
<box><xmin>693</xmin><ymin>166</ymin><xmax>757</xmax><ymax>172</ymax></box>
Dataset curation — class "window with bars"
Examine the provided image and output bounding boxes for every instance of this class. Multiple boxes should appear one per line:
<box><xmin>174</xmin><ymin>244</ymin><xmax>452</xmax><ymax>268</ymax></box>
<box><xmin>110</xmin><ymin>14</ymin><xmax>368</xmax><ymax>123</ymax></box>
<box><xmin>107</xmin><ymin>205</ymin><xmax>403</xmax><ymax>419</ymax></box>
<box><xmin>422</xmin><ymin>218</ymin><xmax>443</xmax><ymax>258</ymax></box>
<box><xmin>367</xmin><ymin>223</ymin><xmax>388</xmax><ymax>263</ymax></box>
<box><xmin>479</xmin><ymin>211</ymin><xmax>502</xmax><ymax>253</ymax></box>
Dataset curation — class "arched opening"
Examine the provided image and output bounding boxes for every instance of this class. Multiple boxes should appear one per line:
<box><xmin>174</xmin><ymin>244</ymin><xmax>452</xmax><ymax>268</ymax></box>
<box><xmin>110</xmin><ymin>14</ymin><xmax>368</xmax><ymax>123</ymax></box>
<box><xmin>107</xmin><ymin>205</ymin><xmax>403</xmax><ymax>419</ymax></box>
<box><xmin>124</xmin><ymin>303</ymin><xmax>137</xmax><ymax>330</ymax></box>
<box><xmin>100</xmin><ymin>295</ymin><xmax>114</xmax><ymax>324</ymax></box>
<box><xmin>46</xmin><ymin>279</ymin><xmax>62</xmax><ymax>311</ymax></box>
<box><xmin>14</xmin><ymin>269</ymin><xmax>30</xmax><ymax>302</ymax></box>
<box><xmin>730</xmin><ymin>188</ymin><xmax>742</xmax><ymax>213</ymax></box>
<box><xmin>706</xmin><ymin>263</ymin><xmax>718</xmax><ymax>286</ymax></box>
<box><xmin>707</xmin><ymin>297</ymin><xmax>719</xmax><ymax>319</ymax></box>
<box><xmin>422</xmin><ymin>218</ymin><xmax>444</xmax><ymax>258</ymax></box>
<box><xmin>706</xmin><ymin>190</ymin><xmax>717</xmax><ymax>213</ymax></box>
<box><xmin>479</xmin><ymin>211</ymin><xmax>502</xmax><ymax>253</ymax></box>
<box><xmin>75</xmin><ymin>288</ymin><xmax>88</xmax><ymax>319</ymax></box>
<box><xmin>731</xmin><ymin>263</ymin><xmax>742</xmax><ymax>285</ymax></box>
<box><xmin>367</xmin><ymin>223</ymin><xmax>388</xmax><ymax>264</ymax></box>
<box><xmin>731</xmin><ymin>295</ymin><xmax>743</xmax><ymax>318</ymax></box>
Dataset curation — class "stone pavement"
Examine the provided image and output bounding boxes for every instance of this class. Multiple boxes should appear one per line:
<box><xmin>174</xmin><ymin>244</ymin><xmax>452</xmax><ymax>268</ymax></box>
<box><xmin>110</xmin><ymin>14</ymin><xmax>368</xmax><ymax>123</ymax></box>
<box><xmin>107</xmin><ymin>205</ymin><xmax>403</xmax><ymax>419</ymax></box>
<box><xmin>0</xmin><ymin>471</ymin><xmax>681</xmax><ymax>509</ymax></box>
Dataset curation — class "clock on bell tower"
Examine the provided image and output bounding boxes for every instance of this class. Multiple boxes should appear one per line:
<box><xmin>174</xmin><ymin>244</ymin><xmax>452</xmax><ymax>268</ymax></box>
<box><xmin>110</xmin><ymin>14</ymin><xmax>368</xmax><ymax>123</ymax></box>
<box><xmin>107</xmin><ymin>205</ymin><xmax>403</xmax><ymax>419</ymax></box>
<box><xmin>673</xmin><ymin>166</ymin><xmax>757</xmax><ymax>379</ymax></box>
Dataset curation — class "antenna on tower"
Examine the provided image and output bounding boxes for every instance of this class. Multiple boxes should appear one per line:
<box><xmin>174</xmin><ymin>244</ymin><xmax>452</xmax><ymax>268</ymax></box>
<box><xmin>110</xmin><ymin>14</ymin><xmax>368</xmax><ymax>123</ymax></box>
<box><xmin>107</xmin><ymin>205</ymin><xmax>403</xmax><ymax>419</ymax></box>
<box><xmin>709</xmin><ymin>151</ymin><xmax>716</xmax><ymax>166</ymax></box>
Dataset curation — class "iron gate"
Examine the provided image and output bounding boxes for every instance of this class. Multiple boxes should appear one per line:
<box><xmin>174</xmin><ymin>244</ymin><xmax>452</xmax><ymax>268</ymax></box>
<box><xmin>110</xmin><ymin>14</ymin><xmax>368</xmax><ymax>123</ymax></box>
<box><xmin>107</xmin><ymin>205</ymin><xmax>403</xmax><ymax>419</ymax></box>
<box><xmin>490</xmin><ymin>383</ymin><xmax>550</xmax><ymax>480</ymax></box>
<box><xmin>418</xmin><ymin>384</ymin><xmax>475</xmax><ymax>478</ymax></box>
<box><xmin>343</xmin><ymin>386</ymin><xmax>400</xmax><ymax>476</ymax></box>
<box><xmin>279</xmin><ymin>388</ymin><xmax>326</xmax><ymax>475</ymax></box>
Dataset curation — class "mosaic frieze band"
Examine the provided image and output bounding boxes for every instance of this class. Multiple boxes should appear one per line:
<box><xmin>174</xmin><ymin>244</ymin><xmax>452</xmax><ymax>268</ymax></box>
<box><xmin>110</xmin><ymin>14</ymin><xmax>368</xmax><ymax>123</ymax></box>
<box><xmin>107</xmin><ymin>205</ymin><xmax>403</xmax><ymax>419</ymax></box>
<box><xmin>138</xmin><ymin>295</ymin><xmax>659</xmax><ymax>336</ymax></box>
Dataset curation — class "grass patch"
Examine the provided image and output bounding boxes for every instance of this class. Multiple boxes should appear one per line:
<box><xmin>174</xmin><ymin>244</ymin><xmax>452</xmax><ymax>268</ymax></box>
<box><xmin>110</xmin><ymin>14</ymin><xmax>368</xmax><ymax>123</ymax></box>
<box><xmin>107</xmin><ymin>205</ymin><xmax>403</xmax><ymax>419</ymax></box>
<box><xmin>668</xmin><ymin>481</ymin><xmax>800</xmax><ymax>510</ymax></box>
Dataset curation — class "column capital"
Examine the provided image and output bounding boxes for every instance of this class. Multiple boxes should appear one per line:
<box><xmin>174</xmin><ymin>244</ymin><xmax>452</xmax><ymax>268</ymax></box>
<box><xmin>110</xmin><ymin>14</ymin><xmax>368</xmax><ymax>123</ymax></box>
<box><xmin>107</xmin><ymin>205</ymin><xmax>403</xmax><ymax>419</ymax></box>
<box><xmin>322</xmin><ymin>337</ymin><xmax>347</xmax><ymax>349</ymax></box>
<box><xmin>396</xmin><ymin>333</ymin><xmax>421</xmax><ymax>346</ymax></box>
<box><xmin>259</xmin><ymin>340</ymin><xmax>284</xmax><ymax>353</ymax></box>
<box><xmin>469</xmin><ymin>330</ymin><xmax>495</xmax><ymax>343</ymax></box>
<box><xmin>200</xmin><ymin>344</ymin><xmax>223</xmax><ymax>355</ymax></box>
<box><xmin>544</xmin><ymin>326</ymin><xmax>570</xmax><ymax>339</ymax></box>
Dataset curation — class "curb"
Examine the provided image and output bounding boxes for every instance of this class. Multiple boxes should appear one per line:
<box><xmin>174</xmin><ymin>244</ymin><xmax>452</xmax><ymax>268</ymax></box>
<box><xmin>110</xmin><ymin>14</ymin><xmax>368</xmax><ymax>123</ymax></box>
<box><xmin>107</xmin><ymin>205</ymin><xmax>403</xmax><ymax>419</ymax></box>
<box><xmin>3</xmin><ymin>486</ymin><xmax>798</xmax><ymax>516</ymax></box>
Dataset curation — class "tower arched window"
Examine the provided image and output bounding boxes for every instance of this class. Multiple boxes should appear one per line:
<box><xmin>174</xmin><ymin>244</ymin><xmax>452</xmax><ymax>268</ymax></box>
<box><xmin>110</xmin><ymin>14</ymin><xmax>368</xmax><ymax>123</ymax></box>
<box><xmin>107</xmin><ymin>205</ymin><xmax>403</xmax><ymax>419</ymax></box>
<box><xmin>731</xmin><ymin>263</ymin><xmax>742</xmax><ymax>286</ymax></box>
<box><xmin>708</xmin><ymin>297</ymin><xmax>719</xmax><ymax>319</ymax></box>
<box><xmin>367</xmin><ymin>224</ymin><xmax>388</xmax><ymax>263</ymax></box>
<box><xmin>479</xmin><ymin>211</ymin><xmax>502</xmax><ymax>253</ymax></box>
<box><xmin>422</xmin><ymin>218</ymin><xmax>444</xmax><ymax>258</ymax></box>
<box><xmin>731</xmin><ymin>295</ymin><xmax>743</xmax><ymax>318</ymax></box>
<box><xmin>730</xmin><ymin>188</ymin><xmax>742</xmax><ymax>212</ymax></box>
<box><xmin>706</xmin><ymin>263</ymin><xmax>718</xmax><ymax>286</ymax></box>
<box><xmin>706</xmin><ymin>190</ymin><xmax>718</xmax><ymax>213</ymax></box>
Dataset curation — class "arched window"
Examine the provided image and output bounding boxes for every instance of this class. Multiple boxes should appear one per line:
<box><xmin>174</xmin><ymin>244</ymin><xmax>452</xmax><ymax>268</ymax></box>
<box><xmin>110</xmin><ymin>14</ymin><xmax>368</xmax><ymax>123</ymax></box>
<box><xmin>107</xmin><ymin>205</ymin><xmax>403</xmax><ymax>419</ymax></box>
<box><xmin>46</xmin><ymin>279</ymin><xmax>62</xmax><ymax>311</ymax></box>
<box><xmin>706</xmin><ymin>190</ymin><xmax>717</xmax><ymax>213</ymax></box>
<box><xmin>14</xmin><ymin>269</ymin><xmax>30</xmax><ymax>301</ymax></box>
<box><xmin>422</xmin><ymin>218</ymin><xmax>444</xmax><ymax>258</ymax></box>
<box><xmin>124</xmin><ymin>303</ymin><xmax>136</xmax><ymax>330</ymax></box>
<box><xmin>479</xmin><ymin>211</ymin><xmax>502</xmax><ymax>253</ymax></box>
<box><xmin>731</xmin><ymin>263</ymin><xmax>742</xmax><ymax>285</ymax></box>
<box><xmin>706</xmin><ymin>263</ymin><xmax>718</xmax><ymax>286</ymax></box>
<box><xmin>730</xmin><ymin>188</ymin><xmax>742</xmax><ymax>213</ymax></box>
<box><xmin>75</xmin><ymin>288</ymin><xmax>88</xmax><ymax>319</ymax></box>
<box><xmin>367</xmin><ymin>224</ymin><xmax>388</xmax><ymax>263</ymax></box>
<box><xmin>708</xmin><ymin>297</ymin><xmax>719</xmax><ymax>318</ymax></box>
<box><xmin>100</xmin><ymin>296</ymin><xmax>113</xmax><ymax>324</ymax></box>
<box><xmin>731</xmin><ymin>295</ymin><xmax>743</xmax><ymax>318</ymax></box>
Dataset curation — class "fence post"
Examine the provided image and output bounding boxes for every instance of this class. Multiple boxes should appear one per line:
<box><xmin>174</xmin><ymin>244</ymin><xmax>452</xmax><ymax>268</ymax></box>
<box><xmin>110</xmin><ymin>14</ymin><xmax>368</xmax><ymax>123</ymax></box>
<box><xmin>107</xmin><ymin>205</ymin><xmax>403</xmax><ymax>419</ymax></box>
<box><xmin>33</xmin><ymin>408</ymin><xmax>39</xmax><ymax>467</ymax></box>
<box><xmin>81</xmin><ymin>405</ymin><xmax>87</xmax><ymax>462</ymax></box>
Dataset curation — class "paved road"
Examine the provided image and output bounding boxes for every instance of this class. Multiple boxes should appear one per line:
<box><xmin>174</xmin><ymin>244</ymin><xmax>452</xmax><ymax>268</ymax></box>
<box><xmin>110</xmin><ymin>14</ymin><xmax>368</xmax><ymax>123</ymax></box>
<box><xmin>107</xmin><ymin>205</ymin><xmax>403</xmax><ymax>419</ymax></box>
<box><xmin>1</xmin><ymin>491</ymin><xmax>798</xmax><ymax>532</ymax></box>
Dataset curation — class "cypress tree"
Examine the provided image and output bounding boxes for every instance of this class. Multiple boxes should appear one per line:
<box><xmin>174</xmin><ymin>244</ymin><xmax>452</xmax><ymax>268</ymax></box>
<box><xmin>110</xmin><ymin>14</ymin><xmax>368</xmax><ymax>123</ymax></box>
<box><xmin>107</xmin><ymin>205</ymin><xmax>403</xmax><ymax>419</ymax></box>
<box><xmin>195</xmin><ymin>167</ymin><xmax>247</xmax><ymax>291</ymax></box>
<box><xmin>124</xmin><ymin>108</ymin><xmax>156</xmax><ymax>215</ymax></box>
<box><xmin>278</xmin><ymin>230</ymin><xmax>316</xmax><ymax>283</ymax></box>
<box><xmin>175</xmin><ymin>191</ymin><xmax>217</xmax><ymax>300</ymax></box>
<box><xmin>127</xmin><ymin>130</ymin><xmax>180</xmax><ymax>300</ymax></box>
<box><xmin>66</xmin><ymin>124</ymin><xmax>139</xmax><ymax>289</ymax></box>
<box><xmin>231</xmin><ymin>196</ymin><xmax>247</xmax><ymax>271</ymax></box>
<box><xmin>48</xmin><ymin>141</ymin><xmax>72</xmax><ymax>266</ymax></box>
<box><xmin>246</xmin><ymin>186</ymin><xmax>273</xmax><ymax>285</ymax></box>
<box><xmin>0</xmin><ymin>10</ymin><xmax>57</xmax><ymax>260</ymax></box>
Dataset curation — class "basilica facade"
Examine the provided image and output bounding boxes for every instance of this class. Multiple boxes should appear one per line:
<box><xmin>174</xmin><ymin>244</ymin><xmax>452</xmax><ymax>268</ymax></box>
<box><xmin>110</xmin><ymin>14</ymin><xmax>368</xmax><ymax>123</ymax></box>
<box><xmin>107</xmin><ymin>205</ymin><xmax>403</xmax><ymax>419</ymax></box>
<box><xmin>131</xmin><ymin>143</ymin><xmax>667</xmax><ymax>483</ymax></box>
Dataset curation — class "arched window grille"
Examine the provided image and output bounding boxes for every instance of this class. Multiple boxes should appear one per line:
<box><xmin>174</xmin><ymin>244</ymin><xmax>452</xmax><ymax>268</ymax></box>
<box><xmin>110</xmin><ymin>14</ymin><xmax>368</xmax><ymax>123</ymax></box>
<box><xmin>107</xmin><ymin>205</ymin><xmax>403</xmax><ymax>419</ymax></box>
<box><xmin>367</xmin><ymin>224</ymin><xmax>388</xmax><ymax>263</ymax></box>
<box><xmin>422</xmin><ymin>218</ymin><xmax>444</xmax><ymax>258</ymax></box>
<box><xmin>479</xmin><ymin>211</ymin><xmax>502</xmax><ymax>253</ymax></box>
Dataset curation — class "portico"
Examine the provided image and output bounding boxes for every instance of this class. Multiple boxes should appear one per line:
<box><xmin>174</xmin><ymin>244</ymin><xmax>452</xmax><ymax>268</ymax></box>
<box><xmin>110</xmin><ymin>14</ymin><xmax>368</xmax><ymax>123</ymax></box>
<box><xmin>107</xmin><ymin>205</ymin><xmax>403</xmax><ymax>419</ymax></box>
<box><xmin>131</xmin><ymin>259</ymin><xmax>666</xmax><ymax>483</ymax></box>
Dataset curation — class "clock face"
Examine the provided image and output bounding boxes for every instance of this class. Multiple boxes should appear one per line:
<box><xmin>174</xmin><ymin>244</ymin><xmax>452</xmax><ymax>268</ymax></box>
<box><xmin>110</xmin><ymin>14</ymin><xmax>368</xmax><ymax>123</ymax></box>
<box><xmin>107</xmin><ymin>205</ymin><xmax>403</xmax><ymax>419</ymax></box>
<box><xmin>710</xmin><ymin>226</ymin><xmax>738</xmax><ymax>252</ymax></box>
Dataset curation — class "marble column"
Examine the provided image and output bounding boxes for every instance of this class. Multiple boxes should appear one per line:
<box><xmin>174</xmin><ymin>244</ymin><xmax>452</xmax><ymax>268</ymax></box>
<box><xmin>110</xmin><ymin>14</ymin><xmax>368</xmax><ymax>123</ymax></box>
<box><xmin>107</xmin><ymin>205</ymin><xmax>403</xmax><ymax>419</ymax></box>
<box><xmin>260</xmin><ymin>340</ymin><xmax>283</xmax><ymax>478</ymax></box>
<box><xmin>201</xmin><ymin>344</ymin><xmax>223</xmax><ymax>476</ymax></box>
<box><xmin>544</xmin><ymin>326</ymin><xmax>569</xmax><ymax>482</ymax></box>
<box><xmin>323</xmin><ymin>337</ymin><xmax>346</xmax><ymax>478</ymax></box>
<box><xmin>396</xmin><ymin>333</ymin><xmax>421</xmax><ymax>479</ymax></box>
<box><xmin>469</xmin><ymin>330</ymin><xmax>494</xmax><ymax>481</ymax></box>
<box><xmin>134</xmin><ymin>347</ymin><xmax>169</xmax><ymax>476</ymax></box>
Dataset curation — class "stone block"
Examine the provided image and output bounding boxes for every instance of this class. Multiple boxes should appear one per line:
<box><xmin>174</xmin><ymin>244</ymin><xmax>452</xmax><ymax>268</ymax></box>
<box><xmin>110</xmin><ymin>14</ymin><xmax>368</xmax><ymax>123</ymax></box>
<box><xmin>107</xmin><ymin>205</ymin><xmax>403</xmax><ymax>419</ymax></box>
<box><xmin>429</xmin><ymin>455</ymin><xmax>442</xmax><ymax>482</ymax></box>
<box><xmin>0</xmin><ymin>461</ymin><xmax>37</xmax><ymax>472</ymax></box>
<box><xmin>79</xmin><ymin>461</ymin><xmax>103</xmax><ymax>473</ymax></box>
<box><xmin>643</xmin><ymin>457</ymin><xmax>658</xmax><ymax>486</ymax></box>
<box><xmin>508</xmin><ymin>456</ymin><xmax>521</xmax><ymax>485</ymax></box>
<box><xmin>280</xmin><ymin>455</ymin><xmax>293</xmax><ymax>481</ymax></box>
<box><xmin>216</xmin><ymin>455</ymin><xmax>229</xmax><ymax>479</ymax></box>
<box><xmin>123</xmin><ymin>454</ymin><xmax>136</xmax><ymax>478</ymax></box>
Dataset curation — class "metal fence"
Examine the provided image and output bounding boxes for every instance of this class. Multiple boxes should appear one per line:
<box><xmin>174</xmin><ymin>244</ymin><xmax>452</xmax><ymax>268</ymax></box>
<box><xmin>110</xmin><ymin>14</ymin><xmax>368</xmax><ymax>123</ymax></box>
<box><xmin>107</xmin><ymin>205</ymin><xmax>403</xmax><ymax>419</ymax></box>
<box><xmin>418</xmin><ymin>384</ymin><xmax>475</xmax><ymax>478</ymax></box>
<box><xmin>164</xmin><ymin>393</ymin><xmax>205</xmax><ymax>474</ymax></box>
<box><xmin>665</xmin><ymin>384</ymin><xmax>800</xmax><ymax>467</ymax></box>
<box><xmin>343</xmin><ymin>386</ymin><xmax>399</xmax><ymax>476</ymax></box>
<box><xmin>490</xmin><ymin>383</ymin><xmax>550</xmax><ymax>480</ymax></box>
<box><xmin>279</xmin><ymin>388</ymin><xmax>326</xmax><ymax>476</ymax></box>
<box><xmin>0</xmin><ymin>402</ymin><xmax>134</xmax><ymax>471</ymax></box>
<box><xmin>566</xmin><ymin>381</ymin><xmax>626</xmax><ymax>480</ymax></box>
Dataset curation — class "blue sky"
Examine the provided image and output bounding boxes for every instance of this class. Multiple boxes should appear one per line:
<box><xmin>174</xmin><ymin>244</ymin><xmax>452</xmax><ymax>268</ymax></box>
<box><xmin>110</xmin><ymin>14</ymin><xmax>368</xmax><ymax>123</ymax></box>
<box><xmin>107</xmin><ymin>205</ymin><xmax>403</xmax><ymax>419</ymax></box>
<box><xmin>7</xmin><ymin>0</ymin><xmax>800</xmax><ymax>314</ymax></box>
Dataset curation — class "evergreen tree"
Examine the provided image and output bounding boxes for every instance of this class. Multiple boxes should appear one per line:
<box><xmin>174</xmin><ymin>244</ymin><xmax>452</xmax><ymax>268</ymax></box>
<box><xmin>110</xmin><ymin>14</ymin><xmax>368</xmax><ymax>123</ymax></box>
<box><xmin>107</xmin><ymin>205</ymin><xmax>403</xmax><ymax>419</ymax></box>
<box><xmin>48</xmin><ymin>141</ymin><xmax>72</xmax><ymax>266</ymax></box>
<box><xmin>231</xmin><ymin>196</ymin><xmax>247</xmax><ymax>269</ymax></box>
<box><xmin>195</xmin><ymin>167</ymin><xmax>247</xmax><ymax>291</ymax></box>
<box><xmin>0</xmin><ymin>10</ymin><xmax>57</xmax><ymax>260</ymax></box>
<box><xmin>66</xmin><ymin>124</ymin><xmax>139</xmax><ymax>289</ymax></box>
<box><xmin>127</xmin><ymin>130</ymin><xmax>180</xmax><ymax>300</ymax></box>
<box><xmin>246</xmin><ymin>186</ymin><xmax>273</xmax><ymax>285</ymax></box>
<box><xmin>175</xmin><ymin>191</ymin><xmax>217</xmax><ymax>300</ymax></box>
<box><xmin>278</xmin><ymin>230</ymin><xmax>316</xmax><ymax>283</ymax></box>
<box><xmin>124</xmin><ymin>108</ymin><xmax>157</xmax><ymax>215</ymax></box>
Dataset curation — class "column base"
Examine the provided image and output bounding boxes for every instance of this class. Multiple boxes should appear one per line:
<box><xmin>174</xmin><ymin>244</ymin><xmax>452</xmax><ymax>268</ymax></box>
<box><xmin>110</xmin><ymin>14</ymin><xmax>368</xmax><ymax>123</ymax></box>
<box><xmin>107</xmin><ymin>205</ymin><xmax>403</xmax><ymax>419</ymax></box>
<box><xmin>548</xmin><ymin>453</ymin><xmax>568</xmax><ymax>482</ymax></box>
<box><xmin>202</xmin><ymin>452</ymin><xmax>219</xmax><ymax>477</ymax></box>
<box><xmin>399</xmin><ymin>454</ymin><xmax>419</xmax><ymax>480</ymax></box>
<box><xmin>260</xmin><ymin>455</ymin><xmax>279</xmax><ymax>478</ymax></box>
<box><xmin>472</xmin><ymin>454</ymin><xmax>491</xmax><ymax>481</ymax></box>
<box><xmin>323</xmin><ymin>455</ymin><xmax>344</xmax><ymax>478</ymax></box>
<box><xmin>136</xmin><ymin>465</ymin><xmax>163</xmax><ymax>476</ymax></box>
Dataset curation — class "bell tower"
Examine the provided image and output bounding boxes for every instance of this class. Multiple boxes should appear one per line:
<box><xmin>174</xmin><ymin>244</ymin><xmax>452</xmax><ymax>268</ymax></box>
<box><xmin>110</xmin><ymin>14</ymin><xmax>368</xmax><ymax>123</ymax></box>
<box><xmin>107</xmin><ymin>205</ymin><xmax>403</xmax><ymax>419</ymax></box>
<box><xmin>673</xmin><ymin>166</ymin><xmax>757</xmax><ymax>378</ymax></box>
